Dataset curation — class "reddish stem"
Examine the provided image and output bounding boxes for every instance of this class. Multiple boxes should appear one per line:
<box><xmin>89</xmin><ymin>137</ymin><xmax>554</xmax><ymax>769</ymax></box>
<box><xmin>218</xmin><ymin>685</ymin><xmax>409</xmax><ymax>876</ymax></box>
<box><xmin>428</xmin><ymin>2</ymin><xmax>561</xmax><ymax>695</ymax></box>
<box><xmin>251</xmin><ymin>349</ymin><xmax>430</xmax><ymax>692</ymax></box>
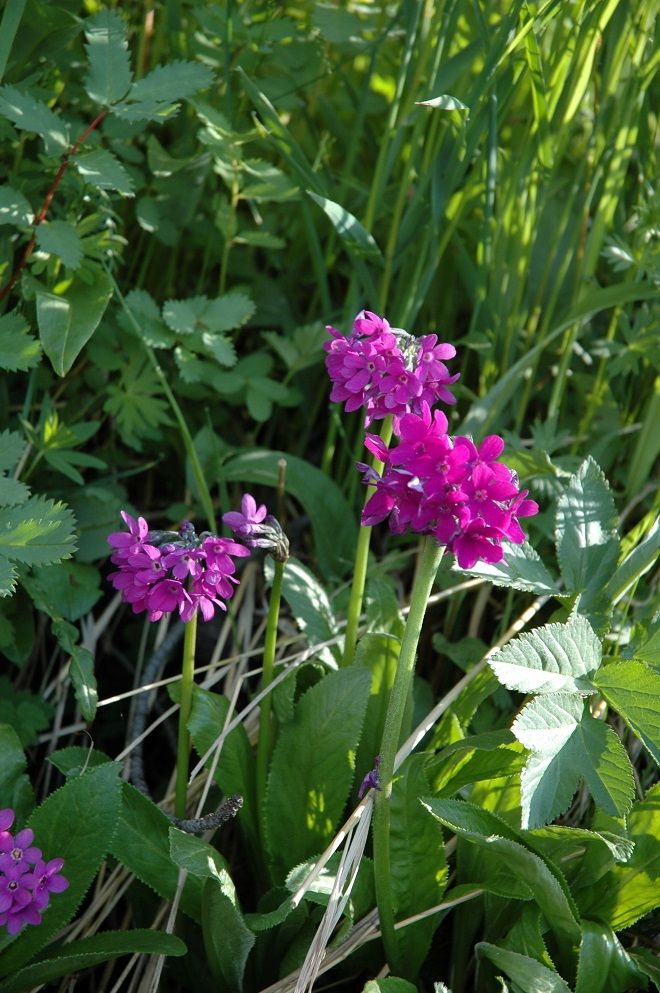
<box><xmin>0</xmin><ymin>108</ymin><xmax>108</xmax><ymax>302</ymax></box>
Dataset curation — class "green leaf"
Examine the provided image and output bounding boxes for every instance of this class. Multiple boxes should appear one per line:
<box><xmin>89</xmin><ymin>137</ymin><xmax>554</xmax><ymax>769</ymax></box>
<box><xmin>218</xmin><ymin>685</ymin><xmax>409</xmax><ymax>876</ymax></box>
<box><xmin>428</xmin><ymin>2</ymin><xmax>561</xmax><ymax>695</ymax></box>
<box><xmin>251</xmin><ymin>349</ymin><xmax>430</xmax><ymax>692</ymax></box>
<box><xmin>121</xmin><ymin>289</ymin><xmax>174</xmax><ymax>347</ymax></box>
<box><xmin>0</xmin><ymin>310</ymin><xmax>41</xmax><ymax>372</ymax></box>
<box><xmin>354</xmin><ymin>633</ymin><xmax>400</xmax><ymax>795</ymax></box>
<box><xmin>27</xmin><ymin>562</ymin><xmax>102</xmax><ymax>622</ymax></box>
<box><xmin>83</xmin><ymin>9</ymin><xmax>132</xmax><ymax>105</ymax></box>
<box><xmin>575</xmin><ymin>920</ymin><xmax>647</xmax><ymax>993</ymax></box>
<box><xmin>113</xmin><ymin>61</ymin><xmax>213</xmax><ymax>121</ymax></box>
<box><xmin>264</xmin><ymin>667</ymin><xmax>371</xmax><ymax>879</ymax></box>
<box><xmin>73</xmin><ymin>146</ymin><xmax>134</xmax><ymax>195</ymax></box>
<box><xmin>555</xmin><ymin>458</ymin><xmax>619</xmax><ymax>625</ymax></box>
<box><xmin>221</xmin><ymin>449</ymin><xmax>358</xmax><ymax>578</ymax></box>
<box><xmin>163</xmin><ymin>291</ymin><xmax>254</xmax><ymax>335</ymax></box>
<box><xmin>362</xmin><ymin>981</ymin><xmax>418</xmax><ymax>993</ymax></box>
<box><xmin>594</xmin><ymin>660</ymin><xmax>660</xmax><ymax>764</ymax></box>
<box><xmin>605</xmin><ymin>518</ymin><xmax>659</xmax><ymax>606</ymax></box>
<box><xmin>416</xmin><ymin>93</ymin><xmax>470</xmax><ymax>114</ymax></box>
<box><xmin>0</xmin><ymin>186</ymin><xmax>32</xmax><ymax>225</ymax></box>
<box><xmin>453</xmin><ymin>540</ymin><xmax>560</xmax><ymax>595</ymax></box>
<box><xmin>0</xmin><ymin>723</ymin><xmax>32</xmax><ymax>818</ymax></box>
<box><xmin>389</xmin><ymin>755</ymin><xmax>448</xmax><ymax>976</ymax></box>
<box><xmin>307</xmin><ymin>190</ymin><xmax>383</xmax><ymax>262</ymax></box>
<box><xmin>0</xmin><ymin>682</ymin><xmax>52</xmax><ymax>748</ymax></box>
<box><xmin>0</xmin><ymin>559</ymin><xmax>17</xmax><ymax>598</ymax></box>
<box><xmin>168</xmin><ymin>826</ymin><xmax>229</xmax><ymax>880</ymax></box>
<box><xmin>476</xmin><ymin>943</ymin><xmax>572</xmax><ymax>993</ymax></box>
<box><xmin>0</xmin><ymin>478</ymin><xmax>29</xmax><ymax>506</ymax></box>
<box><xmin>512</xmin><ymin>693</ymin><xmax>635</xmax><ymax>828</ymax></box>
<box><xmin>0</xmin><ymin>431</ymin><xmax>25</xmax><ymax>473</ymax></box>
<box><xmin>0</xmin><ymin>763</ymin><xmax>121</xmax><ymax>977</ymax></box>
<box><xmin>0</xmin><ymin>85</ymin><xmax>69</xmax><ymax>156</ymax></box>
<box><xmin>103</xmin><ymin>360</ymin><xmax>173</xmax><ymax>450</ymax></box>
<box><xmin>67</xmin><ymin>645</ymin><xmax>97</xmax><ymax>722</ymax></box>
<box><xmin>36</xmin><ymin>219</ymin><xmax>82</xmax><ymax>268</ymax></box>
<box><xmin>422</xmin><ymin>798</ymin><xmax>581</xmax><ymax>943</ymax></box>
<box><xmin>0</xmin><ymin>930</ymin><xmax>186</xmax><ymax>993</ymax></box>
<box><xmin>427</xmin><ymin>731</ymin><xmax>525</xmax><ymax>797</ymax></box>
<box><xmin>35</xmin><ymin>269</ymin><xmax>113</xmax><ymax>376</ymax></box>
<box><xmin>488</xmin><ymin>614</ymin><xmax>601</xmax><ymax>695</ymax></box>
<box><xmin>630</xmin><ymin>948</ymin><xmax>660</xmax><ymax>990</ymax></box>
<box><xmin>202</xmin><ymin>872</ymin><xmax>255</xmax><ymax>992</ymax></box>
<box><xmin>0</xmin><ymin>495</ymin><xmax>76</xmax><ymax>566</ymax></box>
<box><xmin>265</xmin><ymin>556</ymin><xmax>340</xmax><ymax>667</ymax></box>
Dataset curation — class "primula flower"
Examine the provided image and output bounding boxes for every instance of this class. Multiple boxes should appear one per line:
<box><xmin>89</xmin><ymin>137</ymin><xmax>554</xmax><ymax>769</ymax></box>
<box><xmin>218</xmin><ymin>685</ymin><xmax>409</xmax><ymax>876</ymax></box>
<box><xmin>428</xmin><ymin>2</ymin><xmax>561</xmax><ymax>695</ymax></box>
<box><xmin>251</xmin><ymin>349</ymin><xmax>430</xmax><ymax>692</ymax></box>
<box><xmin>324</xmin><ymin>310</ymin><xmax>459</xmax><ymax>425</ymax></box>
<box><xmin>0</xmin><ymin>810</ymin><xmax>68</xmax><ymax>935</ymax></box>
<box><xmin>223</xmin><ymin>494</ymin><xmax>290</xmax><ymax>563</ymax></box>
<box><xmin>360</xmin><ymin>404</ymin><xmax>538</xmax><ymax>569</ymax></box>
<box><xmin>108</xmin><ymin>516</ymin><xmax>252</xmax><ymax>623</ymax></box>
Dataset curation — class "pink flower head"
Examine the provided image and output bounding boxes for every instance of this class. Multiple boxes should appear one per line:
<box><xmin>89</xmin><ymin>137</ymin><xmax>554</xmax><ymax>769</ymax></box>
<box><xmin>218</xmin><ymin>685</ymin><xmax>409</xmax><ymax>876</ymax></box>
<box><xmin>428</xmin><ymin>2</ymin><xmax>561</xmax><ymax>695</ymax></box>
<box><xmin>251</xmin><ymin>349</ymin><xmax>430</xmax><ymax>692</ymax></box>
<box><xmin>223</xmin><ymin>495</ymin><xmax>290</xmax><ymax>562</ymax></box>
<box><xmin>23</xmin><ymin>858</ymin><xmax>69</xmax><ymax>911</ymax></box>
<box><xmin>0</xmin><ymin>808</ymin><xmax>68</xmax><ymax>935</ymax></box>
<box><xmin>222</xmin><ymin>493</ymin><xmax>267</xmax><ymax>537</ymax></box>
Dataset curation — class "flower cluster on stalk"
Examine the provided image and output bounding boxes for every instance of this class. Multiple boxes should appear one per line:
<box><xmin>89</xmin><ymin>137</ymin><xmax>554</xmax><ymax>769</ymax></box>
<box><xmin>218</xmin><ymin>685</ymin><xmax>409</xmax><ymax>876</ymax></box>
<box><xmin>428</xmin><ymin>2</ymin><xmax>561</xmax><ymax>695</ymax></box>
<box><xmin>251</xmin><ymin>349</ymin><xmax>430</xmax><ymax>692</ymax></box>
<box><xmin>326</xmin><ymin>310</ymin><xmax>539</xmax><ymax>568</ymax></box>
<box><xmin>324</xmin><ymin>310</ymin><xmax>459</xmax><ymax>426</ymax></box>
<box><xmin>0</xmin><ymin>809</ymin><xmax>68</xmax><ymax>935</ymax></box>
<box><xmin>108</xmin><ymin>497</ymin><xmax>288</xmax><ymax>623</ymax></box>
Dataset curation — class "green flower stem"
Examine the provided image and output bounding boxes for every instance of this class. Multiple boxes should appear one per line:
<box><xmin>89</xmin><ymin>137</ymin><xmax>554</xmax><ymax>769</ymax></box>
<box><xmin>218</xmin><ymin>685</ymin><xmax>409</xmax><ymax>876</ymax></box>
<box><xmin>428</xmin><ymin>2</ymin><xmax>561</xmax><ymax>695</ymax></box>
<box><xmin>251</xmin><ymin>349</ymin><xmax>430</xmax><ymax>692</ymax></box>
<box><xmin>256</xmin><ymin>558</ymin><xmax>285</xmax><ymax>820</ymax></box>
<box><xmin>372</xmin><ymin>537</ymin><xmax>445</xmax><ymax>972</ymax></box>
<box><xmin>175</xmin><ymin>613</ymin><xmax>198</xmax><ymax>819</ymax></box>
<box><xmin>342</xmin><ymin>416</ymin><xmax>393</xmax><ymax>667</ymax></box>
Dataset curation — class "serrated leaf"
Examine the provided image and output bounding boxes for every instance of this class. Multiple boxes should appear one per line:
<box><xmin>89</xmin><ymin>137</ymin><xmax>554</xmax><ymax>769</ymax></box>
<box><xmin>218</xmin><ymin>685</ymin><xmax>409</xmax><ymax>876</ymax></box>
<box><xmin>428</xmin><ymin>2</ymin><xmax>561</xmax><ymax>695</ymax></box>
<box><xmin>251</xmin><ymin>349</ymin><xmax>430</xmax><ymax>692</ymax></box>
<box><xmin>35</xmin><ymin>270</ymin><xmax>113</xmax><ymax>375</ymax></box>
<box><xmin>36</xmin><ymin>220</ymin><xmax>82</xmax><ymax>269</ymax></box>
<box><xmin>68</xmin><ymin>645</ymin><xmax>97</xmax><ymax>722</ymax></box>
<box><xmin>113</xmin><ymin>61</ymin><xmax>213</xmax><ymax>121</ymax></box>
<box><xmin>162</xmin><ymin>297</ymin><xmax>203</xmax><ymax>333</ymax></box>
<box><xmin>73</xmin><ymin>146</ymin><xmax>134</xmax><ymax>195</ymax></box>
<box><xmin>0</xmin><ymin>186</ymin><xmax>33</xmax><ymax>226</ymax></box>
<box><xmin>556</xmin><ymin>457</ymin><xmax>619</xmax><ymax>600</ymax></box>
<box><xmin>265</xmin><ymin>556</ymin><xmax>340</xmax><ymax>667</ymax></box>
<box><xmin>169</xmin><ymin>827</ymin><xmax>229</xmax><ymax>880</ymax></box>
<box><xmin>0</xmin><ymin>559</ymin><xmax>17</xmax><ymax>597</ymax></box>
<box><xmin>453</xmin><ymin>540</ymin><xmax>560</xmax><ymax>594</ymax></box>
<box><xmin>0</xmin><ymin>764</ymin><xmax>121</xmax><ymax>977</ymax></box>
<box><xmin>264</xmin><ymin>667</ymin><xmax>371</xmax><ymax>879</ymax></box>
<box><xmin>0</xmin><ymin>85</ymin><xmax>69</xmax><ymax>156</ymax></box>
<box><xmin>422</xmin><ymin>798</ymin><xmax>581</xmax><ymax>943</ymax></box>
<box><xmin>363</xmin><ymin>980</ymin><xmax>418</xmax><ymax>993</ymax></box>
<box><xmin>416</xmin><ymin>93</ymin><xmax>470</xmax><ymax>113</ymax></box>
<box><xmin>83</xmin><ymin>9</ymin><xmax>132</xmax><ymax>105</ymax></box>
<box><xmin>0</xmin><ymin>931</ymin><xmax>186</xmax><ymax>993</ymax></box>
<box><xmin>0</xmin><ymin>311</ymin><xmax>41</xmax><ymax>372</ymax></box>
<box><xmin>594</xmin><ymin>660</ymin><xmax>660</xmax><ymax>764</ymax></box>
<box><xmin>476</xmin><ymin>943</ymin><xmax>571</xmax><ymax>993</ymax></box>
<box><xmin>163</xmin><ymin>292</ymin><xmax>254</xmax><ymax>335</ymax></box>
<box><xmin>513</xmin><ymin>694</ymin><xmax>635</xmax><ymax>827</ymax></box>
<box><xmin>0</xmin><ymin>495</ymin><xmax>76</xmax><ymax>566</ymax></box>
<box><xmin>427</xmin><ymin>731</ymin><xmax>525</xmax><ymax>797</ymax></box>
<box><xmin>122</xmin><ymin>289</ymin><xmax>174</xmax><ymax>347</ymax></box>
<box><xmin>0</xmin><ymin>478</ymin><xmax>29</xmax><ymax>506</ymax></box>
<box><xmin>202</xmin><ymin>873</ymin><xmax>255</xmax><ymax>991</ymax></box>
<box><xmin>199</xmin><ymin>332</ymin><xmax>236</xmax><ymax>367</ymax></box>
<box><xmin>307</xmin><ymin>189</ymin><xmax>383</xmax><ymax>262</ymax></box>
<box><xmin>488</xmin><ymin>615</ymin><xmax>601</xmax><ymax>695</ymax></box>
<box><xmin>103</xmin><ymin>361</ymin><xmax>172</xmax><ymax>451</ymax></box>
<box><xmin>0</xmin><ymin>431</ymin><xmax>25</xmax><ymax>473</ymax></box>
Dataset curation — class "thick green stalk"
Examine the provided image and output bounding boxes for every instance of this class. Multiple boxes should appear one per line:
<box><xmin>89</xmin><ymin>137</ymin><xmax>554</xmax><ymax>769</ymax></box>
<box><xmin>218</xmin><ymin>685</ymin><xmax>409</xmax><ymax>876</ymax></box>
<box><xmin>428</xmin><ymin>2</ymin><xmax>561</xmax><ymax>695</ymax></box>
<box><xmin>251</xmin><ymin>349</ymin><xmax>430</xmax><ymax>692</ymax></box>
<box><xmin>342</xmin><ymin>416</ymin><xmax>393</xmax><ymax>666</ymax></box>
<box><xmin>175</xmin><ymin>613</ymin><xmax>198</xmax><ymax>819</ymax></box>
<box><xmin>256</xmin><ymin>558</ymin><xmax>285</xmax><ymax>820</ymax></box>
<box><xmin>372</xmin><ymin>538</ymin><xmax>445</xmax><ymax>973</ymax></box>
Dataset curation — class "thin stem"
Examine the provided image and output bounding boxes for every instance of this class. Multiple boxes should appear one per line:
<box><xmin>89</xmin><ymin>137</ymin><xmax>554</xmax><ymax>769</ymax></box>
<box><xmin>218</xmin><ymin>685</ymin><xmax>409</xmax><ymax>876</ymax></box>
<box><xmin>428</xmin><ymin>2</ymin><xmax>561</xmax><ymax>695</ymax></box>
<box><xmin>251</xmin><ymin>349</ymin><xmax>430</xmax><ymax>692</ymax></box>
<box><xmin>175</xmin><ymin>614</ymin><xmax>198</xmax><ymax>819</ymax></box>
<box><xmin>256</xmin><ymin>558</ymin><xmax>285</xmax><ymax>821</ymax></box>
<box><xmin>342</xmin><ymin>416</ymin><xmax>393</xmax><ymax>666</ymax></box>
<box><xmin>372</xmin><ymin>538</ymin><xmax>445</xmax><ymax>974</ymax></box>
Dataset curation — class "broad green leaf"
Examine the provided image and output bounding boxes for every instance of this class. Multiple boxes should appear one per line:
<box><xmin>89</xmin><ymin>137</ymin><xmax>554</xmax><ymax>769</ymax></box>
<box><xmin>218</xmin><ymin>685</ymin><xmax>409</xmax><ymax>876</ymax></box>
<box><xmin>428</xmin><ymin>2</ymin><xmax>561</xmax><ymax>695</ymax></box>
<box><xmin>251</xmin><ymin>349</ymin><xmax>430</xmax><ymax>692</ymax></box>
<box><xmin>27</xmin><ymin>562</ymin><xmax>102</xmax><ymax>621</ymax></box>
<box><xmin>0</xmin><ymin>431</ymin><xmax>25</xmax><ymax>473</ymax></box>
<box><xmin>575</xmin><ymin>920</ymin><xmax>647</xmax><ymax>993</ymax></box>
<box><xmin>113</xmin><ymin>61</ymin><xmax>213</xmax><ymax>120</ymax></box>
<box><xmin>594</xmin><ymin>660</ymin><xmax>660</xmax><ymax>764</ymax></box>
<box><xmin>362</xmin><ymin>981</ymin><xmax>418</xmax><ymax>993</ymax></box>
<box><xmin>73</xmin><ymin>146</ymin><xmax>134</xmax><ymax>196</ymax></box>
<box><xmin>264</xmin><ymin>667</ymin><xmax>371</xmax><ymax>879</ymax></box>
<box><xmin>83</xmin><ymin>9</ymin><xmax>132</xmax><ymax>105</ymax></box>
<box><xmin>555</xmin><ymin>458</ymin><xmax>619</xmax><ymax>615</ymax></box>
<box><xmin>630</xmin><ymin>948</ymin><xmax>660</xmax><ymax>989</ymax></box>
<box><xmin>427</xmin><ymin>731</ymin><xmax>525</xmax><ymax>797</ymax></box>
<box><xmin>0</xmin><ymin>85</ymin><xmax>69</xmax><ymax>156</ymax></box>
<box><xmin>513</xmin><ymin>694</ymin><xmax>634</xmax><ymax>827</ymax></box>
<box><xmin>501</xmin><ymin>904</ymin><xmax>555</xmax><ymax>969</ymax></box>
<box><xmin>221</xmin><ymin>449</ymin><xmax>358</xmax><ymax>578</ymax></box>
<box><xmin>422</xmin><ymin>798</ymin><xmax>581</xmax><ymax>943</ymax></box>
<box><xmin>0</xmin><ymin>763</ymin><xmax>121</xmax><ymax>976</ymax></box>
<box><xmin>0</xmin><ymin>683</ymin><xmax>51</xmax><ymax>749</ymax></box>
<box><xmin>604</xmin><ymin>518</ymin><xmax>659</xmax><ymax>607</ymax></box>
<box><xmin>354</xmin><ymin>633</ymin><xmax>400</xmax><ymax>795</ymax></box>
<box><xmin>0</xmin><ymin>311</ymin><xmax>41</xmax><ymax>372</ymax></box>
<box><xmin>390</xmin><ymin>755</ymin><xmax>448</xmax><ymax>977</ymax></box>
<box><xmin>0</xmin><ymin>478</ymin><xmax>29</xmax><ymax>506</ymax></box>
<box><xmin>476</xmin><ymin>943</ymin><xmax>572</xmax><ymax>993</ymax></box>
<box><xmin>265</xmin><ymin>556</ymin><xmax>340</xmax><ymax>667</ymax></box>
<box><xmin>67</xmin><ymin>645</ymin><xmax>97</xmax><ymax>722</ymax></box>
<box><xmin>169</xmin><ymin>827</ymin><xmax>230</xmax><ymax>880</ymax></box>
<box><xmin>0</xmin><ymin>724</ymin><xmax>32</xmax><ymax>819</ymax></box>
<box><xmin>0</xmin><ymin>186</ymin><xmax>32</xmax><ymax>225</ymax></box>
<box><xmin>307</xmin><ymin>190</ymin><xmax>383</xmax><ymax>262</ymax></box>
<box><xmin>109</xmin><ymin>783</ymin><xmax>203</xmax><ymax>922</ymax></box>
<box><xmin>202</xmin><ymin>872</ymin><xmax>255</xmax><ymax>992</ymax></box>
<box><xmin>578</xmin><ymin>785</ymin><xmax>660</xmax><ymax>930</ymax></box>
<box><xmin>0</xmin><ymin>930</ymin><xmax>186</xmax><ymax>993</ymax></box>
<box><xmin>453</xmin><ymin>540</ymin><xmax>560</xmax><ymax>595</ymax></box>
<box><xmin>416</xmin><ymin>94</ymin><xmax>470</xmax><ymax>113</ymax></box>
<box><xmin>488</xmin><ymin>615</ymin><xmax>601</xmax><ymax>695</ymax></box>
<box><xmin>0</xmin><ymin>496</ymin><xmax>76</xmax><ymax>566</ymax></box>
<box><xmin>35</xmin><ymin>270</ymin><xmax>113</xmax><ymax>376</ymax></box>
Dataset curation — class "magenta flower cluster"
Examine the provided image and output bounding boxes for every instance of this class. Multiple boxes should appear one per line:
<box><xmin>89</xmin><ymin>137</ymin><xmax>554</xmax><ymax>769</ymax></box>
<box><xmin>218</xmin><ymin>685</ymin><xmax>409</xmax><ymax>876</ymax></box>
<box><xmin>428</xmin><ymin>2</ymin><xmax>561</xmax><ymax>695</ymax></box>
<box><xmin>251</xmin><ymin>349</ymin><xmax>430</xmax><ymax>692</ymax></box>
<box><xmin>360</xmin><ymin>404</ymin><xmax>538</xmax><ymax>569</ymax></box>
<box><xmin>324</xmin><ymin>310</ymin><xmax>459</xmax><ymax>426</ymax></box>
<box><xmin>0</xmin><ymin>809</ymin><xmax>68</xmax><ymax>935</ymax></box>
<box><xmin>108</xmin><ymin>513</ymin><xmax>250</xmax><ymax>622</ymax></box>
